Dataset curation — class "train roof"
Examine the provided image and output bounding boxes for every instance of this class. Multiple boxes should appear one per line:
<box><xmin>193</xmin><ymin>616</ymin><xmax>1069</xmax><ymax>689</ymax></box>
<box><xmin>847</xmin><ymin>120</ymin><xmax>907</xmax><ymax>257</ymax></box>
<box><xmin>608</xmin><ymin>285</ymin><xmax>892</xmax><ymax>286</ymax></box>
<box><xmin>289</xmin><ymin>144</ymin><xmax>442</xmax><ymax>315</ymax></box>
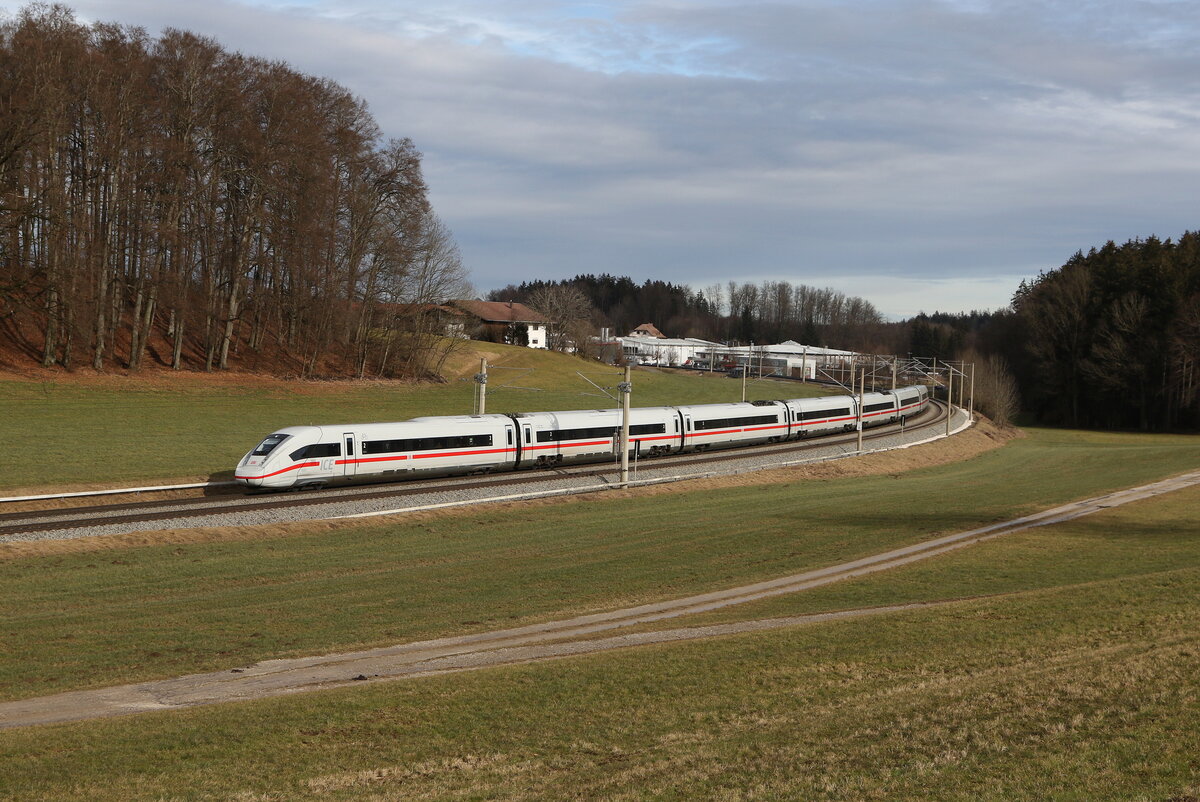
<box><xmin>265</xmin><ymin>413</ymin><xmax>513</xmax><ymax>433</ymax></box>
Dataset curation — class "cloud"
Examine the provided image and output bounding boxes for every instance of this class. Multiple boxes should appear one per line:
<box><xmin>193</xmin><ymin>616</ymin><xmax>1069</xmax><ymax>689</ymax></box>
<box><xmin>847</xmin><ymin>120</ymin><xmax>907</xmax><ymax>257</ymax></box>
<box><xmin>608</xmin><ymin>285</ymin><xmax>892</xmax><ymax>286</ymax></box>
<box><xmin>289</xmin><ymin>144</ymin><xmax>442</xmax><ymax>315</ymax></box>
<box><xmin>56</xmin><ymin>0</ymin><xmax>1200</xmax><ymax>317</ymax></box>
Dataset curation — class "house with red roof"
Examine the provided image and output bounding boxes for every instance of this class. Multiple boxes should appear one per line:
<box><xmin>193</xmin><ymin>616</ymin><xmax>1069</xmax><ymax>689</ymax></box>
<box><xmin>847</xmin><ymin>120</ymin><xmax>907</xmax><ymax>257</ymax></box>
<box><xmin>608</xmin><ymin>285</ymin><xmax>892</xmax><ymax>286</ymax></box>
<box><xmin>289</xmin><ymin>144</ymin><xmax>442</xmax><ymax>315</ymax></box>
<box><xmin>447</xmin><ymin>300</ymin><xmax>549</xmax><ymax>349</ymax></box>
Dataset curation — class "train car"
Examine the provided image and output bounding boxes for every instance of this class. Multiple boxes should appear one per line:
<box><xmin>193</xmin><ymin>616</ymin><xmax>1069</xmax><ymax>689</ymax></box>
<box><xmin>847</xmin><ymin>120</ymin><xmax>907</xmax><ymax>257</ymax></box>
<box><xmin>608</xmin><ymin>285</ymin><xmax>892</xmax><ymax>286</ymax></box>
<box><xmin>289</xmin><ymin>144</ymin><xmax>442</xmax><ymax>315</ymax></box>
<box><xmin>859</xmin><ymin>391</ymin><xmax>900</xmax><ymax>427</ymax></box>
<box><xmin>235</xmin><ymin>414</ymin><xmax>516</xmax><ymax>489</ymax></box>
<box><xmin>676</xmin><ymin>400</ymin><xmax>789</xmax><ymax>452</ymax></box>
<box><xmin>514</xmin><ymin>406</ymin><xmax>681</xmax><ymax>467</ymax></box>
<box><xmin>235</xmin><ymin>385</ymin><xmax>934</xmax><ymax>491</ymax></box>
<box><xmin>783</xmin><ymin>395</ymin><xmax>858</xmax><ymax>437</ymax></box>
<box><xmin>895</xmin><ymin>385</ymin><xmax>929</xmax><ymax>418</ymax></box>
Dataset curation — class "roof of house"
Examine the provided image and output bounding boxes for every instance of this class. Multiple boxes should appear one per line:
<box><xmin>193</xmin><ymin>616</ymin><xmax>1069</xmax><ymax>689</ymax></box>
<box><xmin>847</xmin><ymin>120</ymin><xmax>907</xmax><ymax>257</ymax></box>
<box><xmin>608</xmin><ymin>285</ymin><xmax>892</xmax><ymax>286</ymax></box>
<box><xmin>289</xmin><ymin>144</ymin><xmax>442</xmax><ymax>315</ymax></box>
<box><xmin>618</xmin><ymin>335</ymin><xmax>721</xmax><ymax>348</ymax></box>
<box><xmin>759</xmin><ymin>340</ymin><xmax>856</xmax><ymax>356</ymax></box>
<box><xmin>383</xmin><ymin>303</ymin><xmax>466</xmax><ymax>317</ymax></box>
<box><xmin>449</xmin><ymin>300</ymin><xmax>547</xmax><ymax>324</ymax></box>
<box><xmin>630</xmin><ymin>323</ymin><xmax>666</xmax><ymax>338</ymax></box>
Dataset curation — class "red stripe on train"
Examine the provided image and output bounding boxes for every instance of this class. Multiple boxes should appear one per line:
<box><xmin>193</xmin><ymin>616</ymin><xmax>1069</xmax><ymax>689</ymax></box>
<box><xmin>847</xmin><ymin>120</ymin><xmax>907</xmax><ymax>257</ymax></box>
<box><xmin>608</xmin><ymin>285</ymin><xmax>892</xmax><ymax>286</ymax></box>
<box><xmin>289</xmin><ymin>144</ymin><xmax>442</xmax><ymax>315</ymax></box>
<box><xmin>235</xmin><ymin>461</ymin><xmax>318</xmax><ymax>481</ymax></box>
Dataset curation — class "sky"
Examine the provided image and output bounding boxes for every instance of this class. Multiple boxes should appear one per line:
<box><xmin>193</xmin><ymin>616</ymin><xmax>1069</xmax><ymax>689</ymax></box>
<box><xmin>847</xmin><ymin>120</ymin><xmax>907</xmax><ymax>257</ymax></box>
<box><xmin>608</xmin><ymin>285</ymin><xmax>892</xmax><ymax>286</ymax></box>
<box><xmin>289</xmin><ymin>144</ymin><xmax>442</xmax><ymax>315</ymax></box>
<box><xmin>46</xmin><ymin>0</ymin><xmax>1200</xmax><ymax>318</ymax></box>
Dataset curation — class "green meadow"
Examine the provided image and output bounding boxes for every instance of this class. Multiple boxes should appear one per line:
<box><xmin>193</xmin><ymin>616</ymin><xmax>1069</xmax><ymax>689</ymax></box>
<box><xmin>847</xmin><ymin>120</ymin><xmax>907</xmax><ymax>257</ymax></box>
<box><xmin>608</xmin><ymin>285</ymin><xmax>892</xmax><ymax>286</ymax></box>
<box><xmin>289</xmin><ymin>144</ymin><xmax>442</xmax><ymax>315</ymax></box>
<box><xmin>0</xmin><ymin>353</ymin><xmax>1197</xmax><ymax>799</ymax></box>
<box><xmin>0</xmin><ymin>441</ymin><xmax>1196</xmax><ymax>800</ymax></box>
<box><xmin>0</xmin><ymin>345</ymin><xmax>830</xmax><ymax>490</ymax></box>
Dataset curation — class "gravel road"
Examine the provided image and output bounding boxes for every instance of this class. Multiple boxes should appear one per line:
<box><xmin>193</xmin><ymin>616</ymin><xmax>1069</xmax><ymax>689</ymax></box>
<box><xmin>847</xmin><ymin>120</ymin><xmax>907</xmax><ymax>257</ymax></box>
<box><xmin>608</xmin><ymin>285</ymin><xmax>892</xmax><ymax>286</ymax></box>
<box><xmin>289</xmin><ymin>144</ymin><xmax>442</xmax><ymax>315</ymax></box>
<box><xmin>3</xmin><ymin>462</ymin><xmax>1198</xmax><ymax>730</ymax></box>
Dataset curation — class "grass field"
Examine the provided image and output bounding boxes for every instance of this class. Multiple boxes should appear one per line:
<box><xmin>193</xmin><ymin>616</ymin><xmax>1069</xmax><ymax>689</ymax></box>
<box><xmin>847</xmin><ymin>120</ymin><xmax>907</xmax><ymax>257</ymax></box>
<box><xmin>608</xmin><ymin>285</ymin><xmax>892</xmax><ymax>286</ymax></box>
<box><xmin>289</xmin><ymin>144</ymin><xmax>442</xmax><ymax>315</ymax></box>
<box><xmin>0</xmin><ymin>469</ymin><xmax>1196</xmax><ymax>799</ymax></box>
<box><xmin>1</xmin><ymin>428</ymin><xmax>1197</xmax><ymax>705</ymax></box>
<box><xmin>1</xmin><ymin>356</ymin><xmax>1197</xmax><ymax>799</ymax></box>
<box><xmin>0</xmin><ymin>344</ymin><xmax>831</xmax><ymax>490</ymax></box>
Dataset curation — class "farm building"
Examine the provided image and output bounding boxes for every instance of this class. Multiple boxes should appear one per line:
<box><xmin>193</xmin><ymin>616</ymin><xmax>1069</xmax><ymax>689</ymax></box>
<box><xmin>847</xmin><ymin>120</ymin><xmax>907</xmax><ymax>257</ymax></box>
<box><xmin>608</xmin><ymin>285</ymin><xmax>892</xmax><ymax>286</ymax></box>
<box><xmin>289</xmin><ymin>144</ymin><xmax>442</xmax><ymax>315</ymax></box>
<box><xmin>693</xmin><ymin>340</ymin><xmax>857</xmax><ymax>379</ymax></box>
<box><xmin>592</xmin><ymin>325</ymin><xmax>721</xmax><ymax>367</ymax></box>
<box><xmin>448</xmin><ymin>300</ymin><xmax>549</xmax><ymax>349</ymax></box>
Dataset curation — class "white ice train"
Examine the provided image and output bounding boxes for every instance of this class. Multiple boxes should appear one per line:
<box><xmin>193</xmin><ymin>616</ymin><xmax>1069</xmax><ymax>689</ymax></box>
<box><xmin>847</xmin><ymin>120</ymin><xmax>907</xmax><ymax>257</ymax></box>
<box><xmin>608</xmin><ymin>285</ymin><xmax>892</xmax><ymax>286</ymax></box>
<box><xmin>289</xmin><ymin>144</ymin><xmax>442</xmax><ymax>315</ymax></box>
<box><xmin>234</xmin><ymin>385</ymin><xmax>930</xmax><ymax>490</ymax></box>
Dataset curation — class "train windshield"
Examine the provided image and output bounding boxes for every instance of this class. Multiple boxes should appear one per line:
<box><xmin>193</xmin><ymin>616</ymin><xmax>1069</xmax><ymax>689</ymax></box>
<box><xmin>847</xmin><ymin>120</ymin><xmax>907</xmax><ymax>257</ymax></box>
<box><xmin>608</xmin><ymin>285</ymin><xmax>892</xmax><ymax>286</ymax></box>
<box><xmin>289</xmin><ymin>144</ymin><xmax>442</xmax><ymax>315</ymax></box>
<box><xmin>251</xmin><ymin>433</ymin><xmax>291</xmax><ymax>457</ymax></box>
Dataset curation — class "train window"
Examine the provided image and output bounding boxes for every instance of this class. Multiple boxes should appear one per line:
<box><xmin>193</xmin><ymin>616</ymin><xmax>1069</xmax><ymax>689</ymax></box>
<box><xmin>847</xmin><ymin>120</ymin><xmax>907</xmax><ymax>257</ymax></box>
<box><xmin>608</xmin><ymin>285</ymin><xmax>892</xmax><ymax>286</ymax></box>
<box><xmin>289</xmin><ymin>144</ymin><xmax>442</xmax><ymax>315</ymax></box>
<box><xmin>538</xmin><ymin>426</ymin><xmax>611</xmax><ymax>442</ymax></box>
<box><xmin>535</xmin><ymin>423</ymin><xmax>666</xmax><ymax>443</ymax></box>
<box><xmin>252</xmin><ymin>433</ymin><xmax>290</xmax><ymax>457</ymax></box>
<box><xmin>693</xmin><ymin>414</ymin><xmax>778</xmax><ymax>431</ymax></box>
<box><xmin>863</xmin><ymin>401</ymin><xmax>895</xmax><ymax>412</ymax></box>
<box><xmin>802</xmin><ymin>408</ymin><xmax>851</xmax><ymax>421</ymax></box>
<box><xmin>289</xmin><ymin>442</ymin><xmax>341</xmax><ymax>461</ymax></box>
<box><xmin>507</xmin><ymin>429</ymin><xmax>513</xmax><ymax>446</ymax></box>
<box><xmin>362</xmin><ymin>433</ymin><xmax>494</xmax><ymax>454</ymax></box>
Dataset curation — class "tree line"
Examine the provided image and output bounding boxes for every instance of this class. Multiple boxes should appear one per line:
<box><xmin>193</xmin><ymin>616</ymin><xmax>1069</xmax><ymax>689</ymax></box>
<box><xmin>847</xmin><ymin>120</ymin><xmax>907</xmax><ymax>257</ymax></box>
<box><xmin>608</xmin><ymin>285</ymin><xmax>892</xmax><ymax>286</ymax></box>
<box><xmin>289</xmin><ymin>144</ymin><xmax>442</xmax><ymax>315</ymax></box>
<box><xmin>1007</xmin><ymin>234</ymin><xmax>1199</xmax><ymax>429</ymax></box>
<box><xmin>496</xmin><ymin>252</ymin><xmax>1198</xmax><ymax>432</ymax></box>
<box><xmin>0</xmin><ymin>4</ymin><xmax>469</xmax><ymax>377</ymax></box>
<box><xmin>903</xmin><ymin>235</ymin><xmax>1200</xmax><ymax>430</ymax></box>
<box><xmin>488</xmin><ymin>274</ymin><xmax>888</xmax><ymax>352</ymax></box>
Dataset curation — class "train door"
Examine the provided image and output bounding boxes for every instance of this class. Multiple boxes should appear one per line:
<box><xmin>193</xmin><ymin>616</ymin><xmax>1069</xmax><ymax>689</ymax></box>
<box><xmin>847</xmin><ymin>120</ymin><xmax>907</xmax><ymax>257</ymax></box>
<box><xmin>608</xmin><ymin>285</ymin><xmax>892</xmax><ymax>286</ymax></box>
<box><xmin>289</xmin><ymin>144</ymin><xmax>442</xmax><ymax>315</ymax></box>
<box><xmin>518</xmin><ymin>423</ymin><xmax>532</xmax><ymax>467</ymax></box>
<box><xmin>342</xmin><ymin>432</ymin><xmax>357</xmax><ymax>478</ymax></box>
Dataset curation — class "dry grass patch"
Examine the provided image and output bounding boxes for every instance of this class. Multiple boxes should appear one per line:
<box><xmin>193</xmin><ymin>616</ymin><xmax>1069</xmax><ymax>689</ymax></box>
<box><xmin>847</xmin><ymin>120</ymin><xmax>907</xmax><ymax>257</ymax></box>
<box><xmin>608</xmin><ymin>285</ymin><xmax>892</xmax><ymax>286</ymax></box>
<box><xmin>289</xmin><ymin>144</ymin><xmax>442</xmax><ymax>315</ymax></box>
<box><xmin>1</xmin><ymin>572</ymin><xmax>1196</xmax><ymax>801</ymax></box>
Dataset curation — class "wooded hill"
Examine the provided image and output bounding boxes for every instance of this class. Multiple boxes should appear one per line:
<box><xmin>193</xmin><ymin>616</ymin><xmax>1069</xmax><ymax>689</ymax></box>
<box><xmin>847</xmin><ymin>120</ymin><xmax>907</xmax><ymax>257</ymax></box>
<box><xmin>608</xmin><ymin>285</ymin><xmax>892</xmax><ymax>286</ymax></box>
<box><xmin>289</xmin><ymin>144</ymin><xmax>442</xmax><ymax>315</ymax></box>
<box><xmin>488</xmin><ymin>275</ymin><xmax>890</xmax><ymax>352</ymax></box>
<box><xmin>0</xmin><ymin>4</ymin><xmax>469</xmax><ymax>378</ymax></box>
<box><xmin>903</xmin><ymin>235</ymin><xmax>1200</xmax><ymax>430</ymax></box>
<box><xmin>1008</xmin><ymin>233</ymin><xmax>1200</xmax><ymax>430</ymax></box>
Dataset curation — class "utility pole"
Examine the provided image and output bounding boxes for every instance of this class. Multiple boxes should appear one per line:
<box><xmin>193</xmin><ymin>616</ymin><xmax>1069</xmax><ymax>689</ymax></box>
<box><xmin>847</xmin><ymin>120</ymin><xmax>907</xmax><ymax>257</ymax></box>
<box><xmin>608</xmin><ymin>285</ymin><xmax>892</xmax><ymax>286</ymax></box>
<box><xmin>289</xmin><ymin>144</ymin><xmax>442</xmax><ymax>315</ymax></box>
<box><xmin>969</xmin><ymin>362</ymin><xmax>975</xmax><ymax>420</ymax></box>
<box><xmin>742</xmin><ymin>342</ymin><xmax>751</xmax><ymax>402</ymax></box>
<box><xmin>474</xmin><ymin>358</ymin><xmax>488</xmax><ymax>415</ymax></box>
<box><xmin>802</xmin><ymin>346</ymin><xmax>808</xmax><ymax>383</ymax></box>
<box><xmin>856</xmin><ymin>368</ymin><xmax>865</xmax><ymax>453</ymax></box>
<box><xmin>946</xmin><ymin>364</ymin><xmax>954</xmax><ymax>436</ymax></box>
<box><xmin>891</xmin><ymin>358</ymin><xmax>897</xmax><ymax>390</ymax></box>
<box><xmin>619</xmin><ymin>365</ymin><xmax>632</xmax><ymax>489</ymax></box>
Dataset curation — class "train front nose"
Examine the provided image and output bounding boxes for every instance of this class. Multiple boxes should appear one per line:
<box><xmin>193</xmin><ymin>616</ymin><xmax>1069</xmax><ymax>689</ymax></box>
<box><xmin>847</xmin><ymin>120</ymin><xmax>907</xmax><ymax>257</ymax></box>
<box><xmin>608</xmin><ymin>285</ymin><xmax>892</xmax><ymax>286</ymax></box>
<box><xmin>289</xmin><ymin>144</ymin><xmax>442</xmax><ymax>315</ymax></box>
<box><xmin>235</xmin><ymin>455</ymin><xmax>266</xmax><ymax>488</ymax></box>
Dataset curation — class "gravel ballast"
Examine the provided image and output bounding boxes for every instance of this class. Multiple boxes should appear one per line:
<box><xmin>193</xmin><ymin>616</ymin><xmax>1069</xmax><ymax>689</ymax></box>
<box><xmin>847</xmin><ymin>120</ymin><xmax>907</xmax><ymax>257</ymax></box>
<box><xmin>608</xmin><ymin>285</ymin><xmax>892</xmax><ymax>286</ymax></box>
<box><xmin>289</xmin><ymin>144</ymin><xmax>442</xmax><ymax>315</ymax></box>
<box><xmin>1</xmin><ymin>408</ymin><xmax>972</xmax><ymax>544</ymax></box>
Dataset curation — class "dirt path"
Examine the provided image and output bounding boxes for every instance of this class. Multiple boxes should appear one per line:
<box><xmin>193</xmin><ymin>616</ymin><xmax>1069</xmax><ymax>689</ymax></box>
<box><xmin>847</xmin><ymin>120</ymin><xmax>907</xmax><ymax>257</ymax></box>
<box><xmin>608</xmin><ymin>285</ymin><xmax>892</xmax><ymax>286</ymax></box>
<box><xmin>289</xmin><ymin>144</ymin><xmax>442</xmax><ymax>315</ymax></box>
<box><xmin>3</xmin><ymin>468</ymin><xmax>1198</xmax><ymax>731</ymax></box>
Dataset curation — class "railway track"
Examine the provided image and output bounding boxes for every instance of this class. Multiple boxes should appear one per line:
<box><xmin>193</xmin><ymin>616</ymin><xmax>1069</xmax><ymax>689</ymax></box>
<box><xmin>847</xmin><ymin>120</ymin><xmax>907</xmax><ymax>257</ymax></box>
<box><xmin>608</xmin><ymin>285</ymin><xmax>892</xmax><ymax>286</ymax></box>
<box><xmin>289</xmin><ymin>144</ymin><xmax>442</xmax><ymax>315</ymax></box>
<box><xmin>0</xmin><ymin>400</ymin><xmax>951</xmax><ymax>539</ymax></box>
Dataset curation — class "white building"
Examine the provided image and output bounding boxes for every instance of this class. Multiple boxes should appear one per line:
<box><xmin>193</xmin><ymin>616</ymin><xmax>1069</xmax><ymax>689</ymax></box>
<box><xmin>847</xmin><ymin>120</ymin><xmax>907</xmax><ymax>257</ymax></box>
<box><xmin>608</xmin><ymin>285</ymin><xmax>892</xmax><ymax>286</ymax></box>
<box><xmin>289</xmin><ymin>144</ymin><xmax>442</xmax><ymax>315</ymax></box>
<box><xmin>601</xmin><ymin>329</ymin><xmax>858</xmax><ymax>380</ymax></box>
<box><xmin>694</xmin><ymin>340</ymin><xmax>857</xmax><ymax>379</ymax></box>
<box><xmin>616</xmin><ymin>334</ymin><xmax>723</xmax><ymax>367</ymax></box>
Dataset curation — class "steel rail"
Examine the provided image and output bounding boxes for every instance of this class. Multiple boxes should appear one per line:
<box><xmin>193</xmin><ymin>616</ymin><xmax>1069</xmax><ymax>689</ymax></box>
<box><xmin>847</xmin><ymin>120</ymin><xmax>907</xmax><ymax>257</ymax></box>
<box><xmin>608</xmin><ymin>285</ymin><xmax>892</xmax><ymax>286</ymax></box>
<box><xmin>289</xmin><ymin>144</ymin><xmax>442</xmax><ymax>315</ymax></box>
<box><xmin>0</xmin><ymin>402</ymin><xmax>951</xmax><ymax>538</ymax></box>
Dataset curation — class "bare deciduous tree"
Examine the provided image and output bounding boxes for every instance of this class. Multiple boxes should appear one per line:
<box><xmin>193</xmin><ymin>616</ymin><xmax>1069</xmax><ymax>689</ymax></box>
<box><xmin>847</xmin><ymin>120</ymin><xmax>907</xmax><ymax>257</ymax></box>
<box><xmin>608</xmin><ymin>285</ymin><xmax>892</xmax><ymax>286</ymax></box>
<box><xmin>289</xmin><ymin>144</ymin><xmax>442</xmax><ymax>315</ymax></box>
<box><xmin>961</xmin><ymin>348</ymin><xmax>1020</xmax><ymax>427</ymax></box>
<box><xmin>528</xmin><ymin>284</ymin><xmax>594</xmax><ymax>352</ymax></box>
<box><xmin>0</xmin><ymin>5</ymin><xmax>465</xmax><ymax>378</ymax></box>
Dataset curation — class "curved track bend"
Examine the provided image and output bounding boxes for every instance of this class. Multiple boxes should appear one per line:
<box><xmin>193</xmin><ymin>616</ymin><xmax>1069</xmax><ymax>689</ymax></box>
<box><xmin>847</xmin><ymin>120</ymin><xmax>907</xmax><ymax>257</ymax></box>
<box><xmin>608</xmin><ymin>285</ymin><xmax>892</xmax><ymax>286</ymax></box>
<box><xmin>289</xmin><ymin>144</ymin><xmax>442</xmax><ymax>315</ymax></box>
<box><xmin>1</xmin><ymin>401</ymin><xmax>951</xmax><ymax>538</ymax></box>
